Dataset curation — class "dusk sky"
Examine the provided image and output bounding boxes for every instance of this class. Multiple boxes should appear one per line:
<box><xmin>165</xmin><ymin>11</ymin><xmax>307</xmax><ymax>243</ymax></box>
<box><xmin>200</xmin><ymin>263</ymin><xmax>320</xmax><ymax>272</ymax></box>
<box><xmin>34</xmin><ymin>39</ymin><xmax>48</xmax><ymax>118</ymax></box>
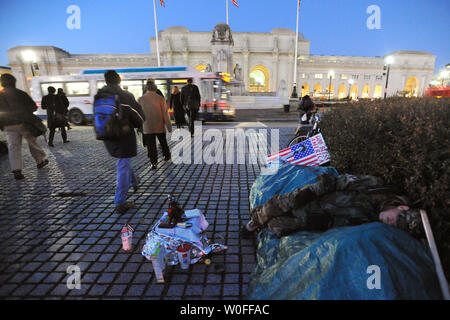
<box><xmin>0</xmin><ymin>0</ymin><xmax>449</xmax><ymax>71</ymax></box>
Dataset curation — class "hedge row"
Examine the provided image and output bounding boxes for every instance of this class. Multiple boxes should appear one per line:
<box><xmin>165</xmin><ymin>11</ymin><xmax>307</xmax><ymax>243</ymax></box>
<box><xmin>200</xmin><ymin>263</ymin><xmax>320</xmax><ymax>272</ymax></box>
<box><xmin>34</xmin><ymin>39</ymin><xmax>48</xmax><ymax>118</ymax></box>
<box><xmin>321</xmin><ymin>97</ymin><xmax>450</xmax><ymax>278</ymax></box>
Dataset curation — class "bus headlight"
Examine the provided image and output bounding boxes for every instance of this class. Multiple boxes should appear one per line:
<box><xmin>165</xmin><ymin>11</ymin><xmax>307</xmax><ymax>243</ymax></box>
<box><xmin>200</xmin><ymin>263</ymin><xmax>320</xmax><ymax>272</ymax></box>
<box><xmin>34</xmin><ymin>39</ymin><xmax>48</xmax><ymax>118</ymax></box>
<box><xmin>223</xmin><ymin>108</ymin><xmax>235</xmax><ymax>115</ymax></box>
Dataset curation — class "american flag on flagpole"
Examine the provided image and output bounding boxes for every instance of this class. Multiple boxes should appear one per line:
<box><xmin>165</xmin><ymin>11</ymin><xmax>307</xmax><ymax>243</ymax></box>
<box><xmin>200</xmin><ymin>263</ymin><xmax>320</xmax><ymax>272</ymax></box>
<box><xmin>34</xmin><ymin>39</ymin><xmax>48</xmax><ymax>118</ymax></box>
<box><xmin>160</xmin><ymin>0</ymin><xmax>165</xmax><ymax>7</ymax></box>
<box><xmin>231</xmin><ymin>0</ymin><xmax>239</xmax><ymax>8</ymax></box>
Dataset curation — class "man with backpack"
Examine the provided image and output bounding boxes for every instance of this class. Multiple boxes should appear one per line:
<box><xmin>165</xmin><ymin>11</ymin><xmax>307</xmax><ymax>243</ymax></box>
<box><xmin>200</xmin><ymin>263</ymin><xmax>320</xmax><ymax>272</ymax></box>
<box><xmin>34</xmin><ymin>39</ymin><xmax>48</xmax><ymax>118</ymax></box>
<box><xmin>180</xmin><ymin>78</ymin><xmax>201</xmax><ymax>137</ymax></box>
<box><xmin>94</xmin><ymin>70</ymin><xmax>145</xmax><ymax>214</ymax></box>
<box><xmin>0</xmin><ymin>74</ymin><xmax>48</xmax><ymax>180</ymax></box>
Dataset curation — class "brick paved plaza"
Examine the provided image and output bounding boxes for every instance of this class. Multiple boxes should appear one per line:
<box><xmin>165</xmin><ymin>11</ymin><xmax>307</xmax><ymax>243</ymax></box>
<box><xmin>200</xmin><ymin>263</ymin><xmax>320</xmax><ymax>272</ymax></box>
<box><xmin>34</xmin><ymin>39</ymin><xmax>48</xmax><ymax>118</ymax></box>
<box><xmin>0</xmin><ymin>122</ymin><xmax>295</xmax><ymax>300</ymax></box>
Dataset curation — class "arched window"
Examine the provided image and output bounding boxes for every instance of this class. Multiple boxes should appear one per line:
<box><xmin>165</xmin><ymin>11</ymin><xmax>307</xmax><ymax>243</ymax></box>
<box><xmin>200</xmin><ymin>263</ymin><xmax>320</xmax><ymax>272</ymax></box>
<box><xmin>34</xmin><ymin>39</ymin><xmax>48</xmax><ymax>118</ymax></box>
<box><xmin>373</xmin><ymin>85</ymin><xmax>382</xmax><ymax>98</ymax></box>
<box><xmin>249</xmin><ymin>65</ymin><xmax>270</xmax><ymax>92</ymax></box>
<box><xmin>350</xmin><ymin>85</ymin><xmax>358</xmax><ymax>99</ymax></box>
<box><xmin>404</xmin><ymin>76</ymin><xmax>419</xmax><ymax>97</ymax></box>
<box><xmin>301</xmin><ymin>83</ymin><xmax>309</xmax><ymax>97</ymax></box>
<box><xmin>313</xmin><ymin>84</ymin><xmax>322</xmax><ymax>97</ymax></box>
<box><xmin>195</xmin><ymin>64</ymin><xmax>207</xmax><ymax>72</ymax></box>
<box><xmin>338</xmin><ymin>84</ymin><xmax>347</xmax><ymax>99</ymax></box>
<box><xmin>362</xmin><ymin>85</ymin><xmax>370</xmax><ymax>98</ymax></box>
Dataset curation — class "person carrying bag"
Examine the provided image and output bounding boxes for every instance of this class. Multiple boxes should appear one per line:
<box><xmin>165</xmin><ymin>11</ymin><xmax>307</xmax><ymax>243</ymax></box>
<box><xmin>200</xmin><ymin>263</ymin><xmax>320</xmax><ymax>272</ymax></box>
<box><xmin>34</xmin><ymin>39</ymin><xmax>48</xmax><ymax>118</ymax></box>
<box><xmin>0</xmin><ymin>74</ymin><xmax>48</xmax><ymax>180</ymax></box>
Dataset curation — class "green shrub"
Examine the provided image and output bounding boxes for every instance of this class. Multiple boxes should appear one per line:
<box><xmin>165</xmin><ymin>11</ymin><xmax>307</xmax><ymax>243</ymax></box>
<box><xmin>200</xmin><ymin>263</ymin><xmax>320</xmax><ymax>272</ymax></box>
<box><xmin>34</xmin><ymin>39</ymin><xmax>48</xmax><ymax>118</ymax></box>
<box><xmin>321</xmin><ymin>97</ymin><xmax>450</xmax><ymax>278</ymax></box>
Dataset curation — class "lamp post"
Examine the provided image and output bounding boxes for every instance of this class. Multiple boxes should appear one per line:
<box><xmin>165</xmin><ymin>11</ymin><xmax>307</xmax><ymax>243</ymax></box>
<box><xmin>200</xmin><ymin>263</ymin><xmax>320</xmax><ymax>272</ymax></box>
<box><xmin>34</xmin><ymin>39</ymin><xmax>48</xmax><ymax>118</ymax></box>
<box><xmin>348</xmin><ymin>79</ymin><xmax>354</xmax><ymax>100</ymax></box>
<box><xmin>440</xmin><ymin>70</ymin><xmax>448</xmax><ymax>86</ymax></box>
<box><xmin>290</xmin><ymin>0</ymin><xmax>301</xmax><ymax>100</ymax></box>
<box><xmin>22</xmin><ymin>50</ymin><xmax>36</xmax><ymax>77</ymax></box>
<box><xmin>384</xmin><ymin>56</ymin><xmax>394</xmax><ymax>99</ymax></box>
<box><xmin>327</xmin><ymin>70</ymin><xmax>334</xmax><ymax>100</ymax></box>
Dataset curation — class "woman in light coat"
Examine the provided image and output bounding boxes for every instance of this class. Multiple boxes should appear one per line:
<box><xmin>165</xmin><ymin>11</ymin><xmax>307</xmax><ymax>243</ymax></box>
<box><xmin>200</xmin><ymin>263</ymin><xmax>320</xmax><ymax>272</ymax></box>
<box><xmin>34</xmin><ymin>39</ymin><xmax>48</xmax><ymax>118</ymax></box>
<box><xmin>138</xmin><ymin>80</ymin><xmax>172</xmax><ymax>170</ymax></box>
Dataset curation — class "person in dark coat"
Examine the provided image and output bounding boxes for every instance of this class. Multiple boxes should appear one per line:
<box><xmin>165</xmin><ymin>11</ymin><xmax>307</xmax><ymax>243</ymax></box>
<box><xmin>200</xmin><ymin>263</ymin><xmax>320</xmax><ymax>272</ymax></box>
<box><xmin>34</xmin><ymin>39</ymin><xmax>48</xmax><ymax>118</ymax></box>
<box><xmin>57</xmin><ymin>88</ymin><xmax>71</xmax><ymax>130</ymax></box>
<box><xmin>41</xmin><ymin>86</ymin><xmax>69</xmax><ymax>146</ymax></box>
<box><xmin>0</xmin><ymin>74</ymin><xmax>48</xmax><ymax>180</ymax></box>
<box><xmin>170</xmin><ymin>86</ymin><xmax>186</xmax><ymax>128</ymax></box>
<box><xmin>297</xmin><ymin>94</ymin><xmax>315</xmax><ymax>124</ymax></box>
<box><xmin>95</xmin><ymin>70</ymin><xmax>145</xmax><ymax>214</ymax></box>
<box><xmin>242</xmin><ymin>172</ymin><xmax>423</xmax><ymax>239</ymax></box>
<box><xmin>180</xmin><ymin>78</ymin><xmax>201</xmax><ymax>137</ymax></box>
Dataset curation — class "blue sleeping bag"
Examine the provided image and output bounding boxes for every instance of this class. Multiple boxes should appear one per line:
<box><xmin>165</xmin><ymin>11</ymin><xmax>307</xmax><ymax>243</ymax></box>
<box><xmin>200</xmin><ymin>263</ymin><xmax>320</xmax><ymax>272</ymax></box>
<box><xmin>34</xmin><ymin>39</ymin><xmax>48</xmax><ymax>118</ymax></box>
<box><xmin>247</xmin><ymin>223</ymin><xmax>442</xmax><ymax>299</ymax></box>
<box><xmin>249</xmin><ymin>163</ymin><xmax>339</xmax><ymax>209</ymax></box>
<box><xmin>247</xmin><ymin>164</ymin><xmax>442</xmax><ymax>300</ymax></box>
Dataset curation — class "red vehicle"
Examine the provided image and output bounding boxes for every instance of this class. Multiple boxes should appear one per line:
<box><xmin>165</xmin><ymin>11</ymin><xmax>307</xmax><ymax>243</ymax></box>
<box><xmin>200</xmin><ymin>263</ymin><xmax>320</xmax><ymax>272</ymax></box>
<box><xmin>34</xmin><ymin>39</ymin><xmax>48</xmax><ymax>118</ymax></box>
<box><xmin>425</xmin><ymin>86</ymin><xmax>450</xmax><ymax>98</ymax></box>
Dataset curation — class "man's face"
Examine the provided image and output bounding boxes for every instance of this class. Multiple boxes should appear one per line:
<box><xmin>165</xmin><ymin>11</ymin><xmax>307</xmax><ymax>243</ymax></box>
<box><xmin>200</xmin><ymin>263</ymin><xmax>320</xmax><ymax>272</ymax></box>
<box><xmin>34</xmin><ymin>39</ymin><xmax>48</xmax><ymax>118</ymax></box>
<box><xmin>378</xmin><ymin>205</ymin><xmax>409</xmax><ymax>226</ymax></box>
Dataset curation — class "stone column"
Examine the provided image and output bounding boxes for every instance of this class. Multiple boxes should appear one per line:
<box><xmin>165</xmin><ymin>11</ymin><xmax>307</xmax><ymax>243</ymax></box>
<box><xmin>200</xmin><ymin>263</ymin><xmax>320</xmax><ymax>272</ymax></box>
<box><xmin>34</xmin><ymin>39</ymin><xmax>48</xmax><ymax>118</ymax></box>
<box><xmin>272</xmin><ymin>54</ymin><xmax>279</xmax><ymax>93</ymax></box>
<box><xmin>243</xmin><ymin>52</ymin><xmax>249</xmax><ymax>91</ymax></box>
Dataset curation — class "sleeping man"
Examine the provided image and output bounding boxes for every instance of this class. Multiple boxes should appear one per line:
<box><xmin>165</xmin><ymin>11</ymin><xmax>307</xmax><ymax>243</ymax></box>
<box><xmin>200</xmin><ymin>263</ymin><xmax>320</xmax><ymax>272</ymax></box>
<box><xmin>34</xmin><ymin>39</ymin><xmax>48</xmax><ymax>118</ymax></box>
<box><xmin>242</xmin><ymin>172</ymin><xmax>423</xmax><ymax>238</ymax></box>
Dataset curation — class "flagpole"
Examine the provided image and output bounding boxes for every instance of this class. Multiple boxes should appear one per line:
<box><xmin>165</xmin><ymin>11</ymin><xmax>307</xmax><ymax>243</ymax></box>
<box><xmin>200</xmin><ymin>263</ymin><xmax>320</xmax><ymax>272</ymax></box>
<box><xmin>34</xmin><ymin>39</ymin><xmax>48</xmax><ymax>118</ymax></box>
<box><xmin>291</xmin><ymin>0</ymin><xmax>300</xmax><ymax>99</ymax></box>
<box><xmin>226</xmin><ymin>0</ymin><xmax>229</xmax><ymax>25</ymax></box>
<box><xmin>153</xmin><ymin>0</ymin><xmax>161</xmax><ymax>67</ymax></box>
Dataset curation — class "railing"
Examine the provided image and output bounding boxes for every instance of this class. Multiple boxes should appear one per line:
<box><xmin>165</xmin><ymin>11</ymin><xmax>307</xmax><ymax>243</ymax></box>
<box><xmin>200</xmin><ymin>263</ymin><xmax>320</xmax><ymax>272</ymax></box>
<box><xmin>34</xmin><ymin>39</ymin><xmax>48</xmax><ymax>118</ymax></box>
<box><xmin>239</xmin><ymin>91</ymin><xmax>277</xmax><ymax>97</ymax></box>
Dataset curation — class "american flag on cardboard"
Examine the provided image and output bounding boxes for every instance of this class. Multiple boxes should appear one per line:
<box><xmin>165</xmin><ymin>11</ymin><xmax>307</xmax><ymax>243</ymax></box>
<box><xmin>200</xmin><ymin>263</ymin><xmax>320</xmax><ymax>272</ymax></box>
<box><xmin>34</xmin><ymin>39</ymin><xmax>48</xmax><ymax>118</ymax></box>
<box><xmin>266</xmin><ymin>133</ymin><xmax>330</xmax><ymax>167</ymax></box>
<box><xmin>231</xmin><ymin>0</ymin><xmax>239</xmax><ymax>7</ymax></box>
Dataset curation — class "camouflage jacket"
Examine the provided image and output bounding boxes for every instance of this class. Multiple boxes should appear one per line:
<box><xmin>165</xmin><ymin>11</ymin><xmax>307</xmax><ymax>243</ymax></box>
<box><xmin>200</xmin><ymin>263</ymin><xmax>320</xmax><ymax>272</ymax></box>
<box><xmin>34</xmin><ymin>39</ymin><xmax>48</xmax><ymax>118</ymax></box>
<box><xmin>250</xmin><ymin>173</ymin><xmax>407</xmax><ymax>237</ymax></box>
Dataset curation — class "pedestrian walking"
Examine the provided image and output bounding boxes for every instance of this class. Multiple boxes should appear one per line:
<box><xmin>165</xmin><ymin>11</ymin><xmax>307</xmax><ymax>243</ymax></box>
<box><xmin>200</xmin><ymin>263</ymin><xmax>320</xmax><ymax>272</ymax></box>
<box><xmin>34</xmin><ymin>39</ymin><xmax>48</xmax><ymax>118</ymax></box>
<box><xmin>57</xmin><ymin>88</ymin><xmax>71</xmax><ymax>130</ymax></box>
<box><xmin>95</xmin><ymin>70</ymin><xmax>145</xmax><ymax>214</ymax></box>
<box><xmin>170</xmin><ymin>86</ymin><xmax>186</xmax><ymax>128</ymax></box>
<box><xmin>138</xmin><ymin>79</ymin><xmax>172</xmax><ymax>171</ymax></box>
<box><xmin>41</xmin><ymin>86</ymin><xmax>69</xmax><ymax>146</ymax></box>
<box><xmin>0</xmin><ymin>74</ymin><xmax>48</xmax><ymax>180</ymax></box>
<box><xmin>180</xmin><ymin>78</ymin><xmax>201</xmax><ymax>137</ymax></box>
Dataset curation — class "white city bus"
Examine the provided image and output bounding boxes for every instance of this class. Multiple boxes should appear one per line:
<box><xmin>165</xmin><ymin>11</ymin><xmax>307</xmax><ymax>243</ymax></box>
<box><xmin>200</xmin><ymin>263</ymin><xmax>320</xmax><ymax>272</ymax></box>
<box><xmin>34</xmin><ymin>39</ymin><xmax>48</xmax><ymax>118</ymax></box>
<box><xmin>30</xmin><ymin>66</ymin><xmax>235</xmax><ymax>125</ymax></box>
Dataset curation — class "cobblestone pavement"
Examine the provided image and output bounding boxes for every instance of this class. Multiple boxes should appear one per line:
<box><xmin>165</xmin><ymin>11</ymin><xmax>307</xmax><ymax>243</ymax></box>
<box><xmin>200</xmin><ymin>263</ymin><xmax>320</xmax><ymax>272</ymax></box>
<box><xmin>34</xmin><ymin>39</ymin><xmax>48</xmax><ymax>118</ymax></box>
<box><xmin>0</xmin><ymin>122</ymin><xmax>295</xmax><ymax>300</ymax></box>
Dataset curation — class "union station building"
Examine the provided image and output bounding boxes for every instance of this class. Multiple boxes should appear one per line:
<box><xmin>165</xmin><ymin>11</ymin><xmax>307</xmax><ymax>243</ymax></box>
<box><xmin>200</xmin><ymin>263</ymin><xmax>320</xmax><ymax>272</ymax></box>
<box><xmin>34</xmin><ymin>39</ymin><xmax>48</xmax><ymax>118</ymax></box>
<box><xmin>7</xmin><ymin>23</ymin><xmax>436</xmax><ymax>105</ymax></box>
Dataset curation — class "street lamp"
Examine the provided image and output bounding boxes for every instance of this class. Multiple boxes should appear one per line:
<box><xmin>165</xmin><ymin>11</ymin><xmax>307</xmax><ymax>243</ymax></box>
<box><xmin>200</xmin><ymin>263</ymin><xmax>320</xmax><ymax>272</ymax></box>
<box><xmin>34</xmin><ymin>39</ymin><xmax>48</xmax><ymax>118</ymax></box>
<box><xmin>22</xmin><ymin>50</ymin><xmax>36</xmax><ymax>77</ymax></box>
<box><xmin>290</xmin><ymin>0</ymin><xmax>301</xmax><ymax>100</ymax></box>
<box><xmin>348</xmin><ymin>79</ymin><xmax>354</xmax><ymax>100</ymax></box>
<box><xmin>440</xmin><ymin>70</ymin><xmax>449</xmax><ymax>86</ymax></box>
<box><xmin>327</xmin><ymin>70</ymin><xmax>335</xmax><ymax>100</ymax></box>
<box><xmin>384</xmin><ymin>56</ymin><xmax>394</xmax><ymax>99</ymax></box>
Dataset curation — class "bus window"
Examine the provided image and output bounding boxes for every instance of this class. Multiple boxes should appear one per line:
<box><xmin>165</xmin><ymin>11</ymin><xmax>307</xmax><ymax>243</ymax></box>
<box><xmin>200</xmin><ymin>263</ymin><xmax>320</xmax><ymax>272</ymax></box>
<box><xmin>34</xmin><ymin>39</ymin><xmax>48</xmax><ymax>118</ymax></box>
<box><xmin>41</xmin><ymin>82</ymin><xmax>64</xmax><ymax>96</ymax></box>
<box><xmin>121</xmin><ymin>80</ymin><xmax>144</xmax><ymax>99</ymax></box>
<box><xmin>97</xmin><ymin>81</ymin><xmax>106</xmax><ymax>89</ymax></box>
<box><xmin>155</xmin><ymin>79</ymin><xmax>168</xmax><ymax>99</ymax></box>
<box><xmin>221</xmin><ymin>84</ymin><xmax>230</xmax><ymax>100</ymax></box>
<box><xmin>213</xmin><ymin>81</ymin><xmax>221</xmax><ymax>101</ymax></box>
<box><xmin>65</xmin><ymin>82</ymin><xmax>90</xmax><ymax>96</ymax></box>
<box><xmin>200</xmin><ymin>80</ymin><xmax>212</xmax><ymax>104</ymax></box>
